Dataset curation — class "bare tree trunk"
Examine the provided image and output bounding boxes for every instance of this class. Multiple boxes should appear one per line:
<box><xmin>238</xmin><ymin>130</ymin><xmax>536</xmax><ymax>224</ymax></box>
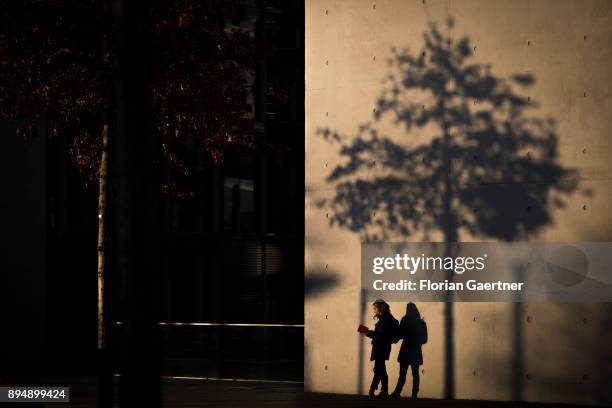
<box><xmin>97</xmin><ymin>123</ymin><xmax>109</xmax><ymax>351</ymax></box>
<box><xmin>96</xmin><ymin>123</ymin><xmax>113</xmax><ymax>408</ymax></box>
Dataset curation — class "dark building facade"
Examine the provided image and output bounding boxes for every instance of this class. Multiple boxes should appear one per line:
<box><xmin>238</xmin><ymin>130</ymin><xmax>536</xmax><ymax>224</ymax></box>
<box><xmin>11</xmin><ymin>0</ymin><xmax>304</xmax><ymax>382</ymax></box>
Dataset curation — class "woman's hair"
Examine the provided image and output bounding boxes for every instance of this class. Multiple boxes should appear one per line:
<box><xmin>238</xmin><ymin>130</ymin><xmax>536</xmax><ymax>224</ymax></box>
<box><xmin>372</xmin><ymin>299</ymin><xmax>390</xmax><ymax>319</ymax></box>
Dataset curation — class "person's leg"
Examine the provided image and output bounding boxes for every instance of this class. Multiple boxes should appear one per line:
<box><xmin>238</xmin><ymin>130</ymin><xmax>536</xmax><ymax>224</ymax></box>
<box><xmin>379</xmin><ymin>360</ymin><xmax>389</xmax><ymax>396</ymax></box>
<box><xmin>370</xmin><ymin>360</ymin><xmax>381</xmax><ymax>396</ymax></box>
<box><xmin>411</xmin><ymin>364</ymin><xmax>420</xmax><ymax>398</ymax></box>
<box><xmin>391</xmin><ymin>361</ymin><xmax>408</xmax><ymax>397</ymax></box>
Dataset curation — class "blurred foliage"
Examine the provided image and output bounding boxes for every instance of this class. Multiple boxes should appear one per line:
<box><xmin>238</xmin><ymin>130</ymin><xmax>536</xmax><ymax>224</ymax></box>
<box><xmin>1</xmin><ymin>0</ymin><xmax>271</xmax><ymax>194</ymax></box>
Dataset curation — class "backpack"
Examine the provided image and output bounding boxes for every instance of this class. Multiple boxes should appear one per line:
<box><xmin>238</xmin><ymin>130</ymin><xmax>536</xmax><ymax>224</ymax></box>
<box><xmin>419</xmin><ymin>318</ymin><xmax>428</xmax><ymax>345</ymax></box>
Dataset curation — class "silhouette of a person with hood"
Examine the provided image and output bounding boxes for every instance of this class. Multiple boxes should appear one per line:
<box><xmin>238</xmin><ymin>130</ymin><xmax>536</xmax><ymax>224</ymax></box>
<box><xmin>391</xmin><ymin>302</ymin><xmax>427</xmax><ymax>399</ymax></box>
<box><xmin>358</xmin><ymin>299</ymin><xmax>399</xmax><ymax>399</ymax></box>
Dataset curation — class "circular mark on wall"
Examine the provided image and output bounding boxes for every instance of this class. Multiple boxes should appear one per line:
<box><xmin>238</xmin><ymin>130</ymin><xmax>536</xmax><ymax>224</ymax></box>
<box><xmin>546</xmin><ymin>245</ymin><xmax>588</xmax><ymax>287</ymax></box>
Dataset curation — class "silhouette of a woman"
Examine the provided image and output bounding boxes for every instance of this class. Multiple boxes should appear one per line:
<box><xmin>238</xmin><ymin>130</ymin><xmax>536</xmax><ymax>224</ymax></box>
<box><xmin>391</xmin><ymin>302</ymin><xmax>426</xmax><ymax>399</ymax></box>
<box><xmin>361</xmin><ymin>299</ymin><xmax>398</xmax><ymax>399</ymax></box>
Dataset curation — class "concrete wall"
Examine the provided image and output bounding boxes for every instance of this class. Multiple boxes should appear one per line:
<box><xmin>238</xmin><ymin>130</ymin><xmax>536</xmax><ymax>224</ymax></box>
<box><xmin>305</xmin><ymin>0</ymin><xmax>612</xmax><ymax>405</ymax></box>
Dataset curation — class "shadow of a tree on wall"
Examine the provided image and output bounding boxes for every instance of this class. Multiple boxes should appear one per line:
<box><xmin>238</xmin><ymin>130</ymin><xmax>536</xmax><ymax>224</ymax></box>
<box><xmin>316</xmin><ymin>19</ymin><xmax>581</xmax><ymax>398</ymax></box>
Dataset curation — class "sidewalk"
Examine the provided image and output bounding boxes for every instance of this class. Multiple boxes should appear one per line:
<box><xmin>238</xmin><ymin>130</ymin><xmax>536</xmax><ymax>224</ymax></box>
<box><xmin>160</xmin><ymin>379</ymin><xmax>590</xmax><ymax>408</ymax></box>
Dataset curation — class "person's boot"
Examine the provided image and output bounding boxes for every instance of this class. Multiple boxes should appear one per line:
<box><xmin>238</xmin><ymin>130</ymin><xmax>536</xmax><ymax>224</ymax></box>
<box><xmin>390</xmin><ymin>391</ymin><xmax>401</xmax><ymax>399</ymax></box>
<box><xmin>411</xmin><ymin>391</ymin><xmax>418</xmax><ymax>399</ymax></box>
<box><xmin>368</xmin><ymin>388</ymin><xmax>376</xmax><ymax>398</ymax></box>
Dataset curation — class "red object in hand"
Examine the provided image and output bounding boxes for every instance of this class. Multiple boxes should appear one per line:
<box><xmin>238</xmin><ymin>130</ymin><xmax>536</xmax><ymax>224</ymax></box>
<box><xmin>357</xmin><ymin>324</ymin><xmax>369</xmax><ymax>334</ymax></box>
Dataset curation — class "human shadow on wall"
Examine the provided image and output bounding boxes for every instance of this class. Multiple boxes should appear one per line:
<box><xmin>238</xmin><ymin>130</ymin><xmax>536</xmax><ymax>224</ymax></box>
<box><xmin>392</xmin><ymin>303</ymin><xmax>427</xmax><ymax>398</ymax></box>
<box><xmin>316</xmin><ymin>18</ymin><xmax>582</xmax><ymax>398</ymax></box>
